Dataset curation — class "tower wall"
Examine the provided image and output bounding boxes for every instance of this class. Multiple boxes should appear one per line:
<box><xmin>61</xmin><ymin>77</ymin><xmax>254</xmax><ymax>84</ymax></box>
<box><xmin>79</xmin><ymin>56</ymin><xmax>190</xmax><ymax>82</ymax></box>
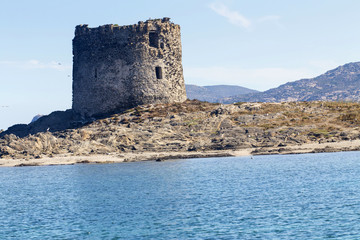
<box><xmin>72</xmin><ymin>18</ymin><xmax>187</xmax><ymax>117</ymax></box>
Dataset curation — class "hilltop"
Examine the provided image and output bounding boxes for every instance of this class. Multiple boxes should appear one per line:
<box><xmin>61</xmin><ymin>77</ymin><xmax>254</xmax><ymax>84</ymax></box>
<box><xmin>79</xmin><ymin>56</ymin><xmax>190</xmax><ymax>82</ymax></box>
<box><xmin>223</xmin><ymin>62</ymin><xmax>360</xmax><ymax>103</ymax></box>
<box><xmin>2</xmin><ymin>100</ymin><xmax>360</xmax><ymax>166</ymax></box>
<box><xmin>186</xmin><ymin>84</ymin><xmax>258</xmax><ymax>103</ymax></box>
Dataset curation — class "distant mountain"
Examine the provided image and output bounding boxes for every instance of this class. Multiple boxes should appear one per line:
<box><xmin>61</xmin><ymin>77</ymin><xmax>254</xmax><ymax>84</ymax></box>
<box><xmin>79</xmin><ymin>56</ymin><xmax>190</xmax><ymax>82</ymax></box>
<box><xmin>31</xmin><ymin>114</ymin><xmax>44</xmax><ymax>123</ymax></box>
<box><xmin>223</xmin><ymin>62</ymin><xmax>360</xmax><ymax>103</ymax></box>
<box><xmin>186</xmin><ymin>84</ymin><xmax>258</xmax><ymax>103</ymax></box>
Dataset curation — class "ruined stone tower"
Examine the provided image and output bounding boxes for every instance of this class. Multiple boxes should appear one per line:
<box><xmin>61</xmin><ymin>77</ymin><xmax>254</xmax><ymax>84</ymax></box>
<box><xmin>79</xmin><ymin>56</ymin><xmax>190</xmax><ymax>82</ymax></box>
<box><xmin>72</xmin><ymin>18</ymin><xmax>187</xmax><ymax>117</ymax></box>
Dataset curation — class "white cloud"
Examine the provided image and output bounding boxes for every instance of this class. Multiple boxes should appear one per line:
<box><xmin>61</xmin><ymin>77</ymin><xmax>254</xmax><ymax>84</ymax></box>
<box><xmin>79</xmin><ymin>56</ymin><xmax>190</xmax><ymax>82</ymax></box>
<box><xmin>209</xmin><ymin>2</ymin><xmax>251</xmax><ymax>29</ymax></box>
<box><xmin>209</xmin><ymin>2</ymin><xmax>283</xmax><ymax>30</ymax></box>
<box><xmin>184</xmin><ymin>66</ymin><xmax>323</xmax><ymax>91</ymax></box>
<box><xmin>0</xmin><ymin>60</ymin><xmax>71</xmax><ymax>71</ymax></box>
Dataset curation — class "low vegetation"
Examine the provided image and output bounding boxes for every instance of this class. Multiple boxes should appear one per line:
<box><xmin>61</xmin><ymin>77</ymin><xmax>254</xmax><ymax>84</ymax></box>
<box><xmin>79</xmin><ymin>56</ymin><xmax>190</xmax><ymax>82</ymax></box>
<box><xmin>1</xmin><ymin>100</ymin><xmax>360</xmax><ymax>159</ymax></box>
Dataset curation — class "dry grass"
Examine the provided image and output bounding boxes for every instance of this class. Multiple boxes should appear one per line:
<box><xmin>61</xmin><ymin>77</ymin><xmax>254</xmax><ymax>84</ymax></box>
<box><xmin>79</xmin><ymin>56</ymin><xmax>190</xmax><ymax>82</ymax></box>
<box><xmin>3</xmin><ymin>100</ymin><xmax>360</xmax><ymax>159</ymax></box>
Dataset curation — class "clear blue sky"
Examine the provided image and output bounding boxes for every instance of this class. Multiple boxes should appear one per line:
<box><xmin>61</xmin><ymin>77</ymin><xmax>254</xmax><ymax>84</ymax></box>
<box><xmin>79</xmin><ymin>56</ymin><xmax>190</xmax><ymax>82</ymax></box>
<box><xmin>1</xmin><ymin>0</ymin><xmax>360</xmax><ymax>130</ymax></box>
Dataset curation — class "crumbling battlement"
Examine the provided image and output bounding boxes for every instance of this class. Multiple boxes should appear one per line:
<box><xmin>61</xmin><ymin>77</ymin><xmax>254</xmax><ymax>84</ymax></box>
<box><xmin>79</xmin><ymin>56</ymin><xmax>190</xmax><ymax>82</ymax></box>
<box><xmin>74</xmin><ymin>18</ymin><xmax>177</xmax><ymax>36</ymax></box>
<box><xmin>72</xmin><ymin>17</ymin><xmax>187</xmax><ymax>118</ymax></box>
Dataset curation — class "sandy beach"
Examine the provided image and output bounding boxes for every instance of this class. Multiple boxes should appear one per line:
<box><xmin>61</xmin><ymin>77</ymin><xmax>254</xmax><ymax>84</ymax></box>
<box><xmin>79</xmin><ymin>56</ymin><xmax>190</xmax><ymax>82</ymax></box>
<box><xmin>1</xmin><ymin>140</ymin><xmax>360</xmax><ymax>167</ymax></box>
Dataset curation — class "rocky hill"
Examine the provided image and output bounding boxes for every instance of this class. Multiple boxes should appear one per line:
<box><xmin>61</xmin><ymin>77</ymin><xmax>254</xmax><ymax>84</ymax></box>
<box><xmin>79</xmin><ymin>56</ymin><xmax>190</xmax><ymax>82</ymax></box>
<box><xmin>2</xmin><ymin>100</ymin><xmax>360</xmax><ymax>163</ymax></box>
<box><xmin>186</xmin><ymin>84</ymin><xmax>258</xmax><ymax>102</ymax></box>
<box><xmin>223</xmin><ymin>62</ymin><xmax>360</xmax><ymax>103</ymax></box>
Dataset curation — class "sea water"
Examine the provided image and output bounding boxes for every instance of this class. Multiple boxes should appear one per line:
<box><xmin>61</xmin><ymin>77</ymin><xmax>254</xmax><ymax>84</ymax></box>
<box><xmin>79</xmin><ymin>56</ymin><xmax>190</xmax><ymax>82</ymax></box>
<box><xmin>1</xmin><ymin>152</ymin><xmax>360</xmax><ymax>239</ymax></box>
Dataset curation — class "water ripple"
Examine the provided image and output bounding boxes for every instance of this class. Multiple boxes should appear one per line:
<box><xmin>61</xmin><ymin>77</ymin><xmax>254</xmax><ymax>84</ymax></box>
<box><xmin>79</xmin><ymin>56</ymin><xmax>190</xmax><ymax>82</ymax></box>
<box><xmin>1</xmin><ymin>152</ymin><xmax>360</xmax><ymax>239</ymax></box>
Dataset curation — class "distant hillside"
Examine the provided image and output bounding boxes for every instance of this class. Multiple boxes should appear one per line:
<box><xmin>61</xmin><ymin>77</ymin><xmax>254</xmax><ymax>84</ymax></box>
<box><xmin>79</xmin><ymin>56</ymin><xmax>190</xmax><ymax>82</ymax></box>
<box><xmin>223</xmin><ymin>62</ymin><xmax>360</xmax><ymax>103</ymax></box>
<box><xmin>31</xmin><ymin>114</ymin><xmax>44</xmax><ymax>123</ymax></box>
<box><xmin>186</xmin><ymin>84</ymin><xmax>258</xmax><ymax>103</ymax></box>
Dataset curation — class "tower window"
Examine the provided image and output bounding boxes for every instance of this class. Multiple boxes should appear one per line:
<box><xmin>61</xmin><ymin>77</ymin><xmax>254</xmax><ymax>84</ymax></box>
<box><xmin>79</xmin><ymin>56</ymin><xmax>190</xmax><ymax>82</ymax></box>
<box><xmin>155</xmin><ymin>67</ymin><xmax>162</xmax><ymax>79</ymax></box>
<box><xmin>149</xmin><ymin>31</ymin><xmax>158</xmax><ymax>48</ymax></box>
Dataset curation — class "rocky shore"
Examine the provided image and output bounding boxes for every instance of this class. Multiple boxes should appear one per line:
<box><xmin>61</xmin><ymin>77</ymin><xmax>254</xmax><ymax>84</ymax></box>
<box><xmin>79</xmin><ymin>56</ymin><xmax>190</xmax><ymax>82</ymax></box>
<box><xmin>1</xmin><ymin>100</ymin><xmax>360</xmax><ymax>167</ymax></box>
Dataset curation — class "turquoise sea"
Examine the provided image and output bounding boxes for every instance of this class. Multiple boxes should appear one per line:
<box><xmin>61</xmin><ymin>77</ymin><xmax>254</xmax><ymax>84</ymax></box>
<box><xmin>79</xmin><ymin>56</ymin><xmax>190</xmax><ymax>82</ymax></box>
<box><xmin>1</xmin><ymin>152</ymin><xmax>360</xmax><ymax>239</ymax></box>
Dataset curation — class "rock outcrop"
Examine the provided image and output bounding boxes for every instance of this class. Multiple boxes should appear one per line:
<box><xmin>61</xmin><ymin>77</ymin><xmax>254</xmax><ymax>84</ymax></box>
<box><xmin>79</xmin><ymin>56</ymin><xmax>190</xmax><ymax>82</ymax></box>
<box><xmin>2</xmin><ymin>100</ymin><xmax>360</xmax><ymax>160</ymax></box>
<box><xmin>0</xmin><ymin>110</ymin><xmax>83</xmax><ymax>138</ymax></box>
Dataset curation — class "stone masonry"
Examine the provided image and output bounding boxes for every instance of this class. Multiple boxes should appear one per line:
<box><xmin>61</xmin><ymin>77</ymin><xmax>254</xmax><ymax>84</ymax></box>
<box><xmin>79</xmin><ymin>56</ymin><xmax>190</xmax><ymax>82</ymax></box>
<box><xmin>72</xmin><ymin>18</ymin><xmax>187</xmax><ymax>118</ymax></box>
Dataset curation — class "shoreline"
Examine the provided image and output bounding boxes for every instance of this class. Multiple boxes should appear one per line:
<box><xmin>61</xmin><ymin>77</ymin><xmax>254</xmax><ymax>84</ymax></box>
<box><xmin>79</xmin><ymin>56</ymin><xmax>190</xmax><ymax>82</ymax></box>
<box><xmin>1</xmin><ymin>140</ymin><xmax>360</xmax><ymax>167</ymax></box>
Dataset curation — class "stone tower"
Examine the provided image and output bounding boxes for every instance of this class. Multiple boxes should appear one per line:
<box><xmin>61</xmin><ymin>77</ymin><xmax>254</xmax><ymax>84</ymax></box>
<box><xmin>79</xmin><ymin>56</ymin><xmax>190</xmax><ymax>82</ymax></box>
<box><xmin>72</xmin><ymin>18</ymin><xmax>187</xmax><ymax>118</ymax></box>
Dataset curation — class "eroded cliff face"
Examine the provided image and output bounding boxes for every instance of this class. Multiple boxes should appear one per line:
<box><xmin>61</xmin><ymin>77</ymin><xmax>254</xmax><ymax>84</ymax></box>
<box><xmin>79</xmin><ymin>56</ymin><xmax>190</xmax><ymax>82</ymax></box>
<box><xmin>72</xmin><ymin>18</ymin><xmax>186</xmax><ymax>118</ymax></box>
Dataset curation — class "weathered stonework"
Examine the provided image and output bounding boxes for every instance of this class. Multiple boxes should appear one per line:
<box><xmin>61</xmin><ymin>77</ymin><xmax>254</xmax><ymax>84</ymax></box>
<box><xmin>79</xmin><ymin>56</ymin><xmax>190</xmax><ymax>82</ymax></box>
<box><xmin>72</xmin><ymin>18</ymin><xmax>187</xmax><ymax>117</ymax></box>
